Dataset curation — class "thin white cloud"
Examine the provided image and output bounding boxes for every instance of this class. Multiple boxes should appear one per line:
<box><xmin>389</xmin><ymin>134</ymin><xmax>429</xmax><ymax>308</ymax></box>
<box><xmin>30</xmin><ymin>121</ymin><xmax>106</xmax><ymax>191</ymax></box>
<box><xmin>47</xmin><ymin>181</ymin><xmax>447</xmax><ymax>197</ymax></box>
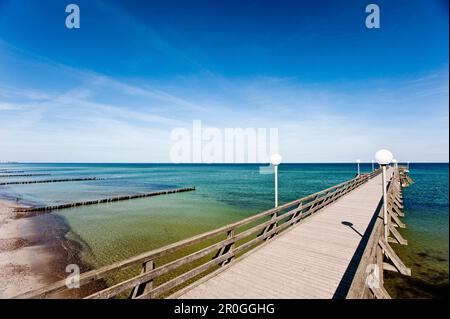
<box><xmin>88</xmin><ymin>74</ymin><xmax>209</xmax><ymax>112</ymax></box>
<box><xmin>0</xmin><ymin>44</ymin><xmax>448</xmax><ymax>162</ymax></box>
<box><xmin>0</xmin><ymin>85</ymin><xmax>51</xmax><ymax>100</ymax></box>
<box><xmin>0</xmin><ymin>102</ymin><xmax>22</xmax><ymax>110</ymax></box>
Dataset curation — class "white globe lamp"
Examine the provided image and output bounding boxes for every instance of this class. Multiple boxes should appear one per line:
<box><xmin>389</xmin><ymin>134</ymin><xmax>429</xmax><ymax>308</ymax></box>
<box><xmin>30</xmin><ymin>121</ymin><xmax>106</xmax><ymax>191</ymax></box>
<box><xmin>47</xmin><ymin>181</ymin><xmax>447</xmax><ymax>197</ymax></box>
<box><xmin>375</xmin><ymin>149</ymin><xmax>393</xmax><ymax>166</ymax></box>
<box><xmin>270</xmin><ymin>154</ymin><xmax>282</xmax><ymax>166</ymax></box>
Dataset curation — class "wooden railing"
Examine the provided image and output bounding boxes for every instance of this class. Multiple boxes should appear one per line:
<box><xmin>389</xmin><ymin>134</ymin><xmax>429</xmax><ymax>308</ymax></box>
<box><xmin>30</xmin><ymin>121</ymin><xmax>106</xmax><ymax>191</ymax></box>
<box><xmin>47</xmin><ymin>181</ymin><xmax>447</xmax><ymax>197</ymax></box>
<box><xmin>15</xmin><ymin>168</ymin><xmax>382</xmax><ymax>299</ymax></box>
<box><xmin>346</xmin><ymin>167</ymin><xmax>411</xmax><ymax>299</ymax></box>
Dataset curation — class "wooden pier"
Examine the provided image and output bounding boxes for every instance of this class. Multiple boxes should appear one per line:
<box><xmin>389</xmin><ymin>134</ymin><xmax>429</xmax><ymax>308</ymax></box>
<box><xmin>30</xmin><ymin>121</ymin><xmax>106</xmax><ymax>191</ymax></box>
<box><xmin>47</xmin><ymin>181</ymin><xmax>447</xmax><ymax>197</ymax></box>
<box><xmin>15</xmin><ymin>167</ymin><xmax>412</xmax><ymax>299</ymax></box>
<box><xmin>14</xmin><ymin>187</ymin><xmax>196</xmax><ymax>215</ymax></box>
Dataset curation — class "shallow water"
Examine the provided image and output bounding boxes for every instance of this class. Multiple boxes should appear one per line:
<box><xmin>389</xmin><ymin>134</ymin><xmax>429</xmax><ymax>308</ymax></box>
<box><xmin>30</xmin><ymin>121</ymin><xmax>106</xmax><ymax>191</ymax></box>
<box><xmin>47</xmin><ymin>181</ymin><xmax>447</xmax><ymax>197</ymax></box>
<box><xmin>0</xmin><ymin>163</ymin><xmax>448</xmax><ymax>298</ymax></box>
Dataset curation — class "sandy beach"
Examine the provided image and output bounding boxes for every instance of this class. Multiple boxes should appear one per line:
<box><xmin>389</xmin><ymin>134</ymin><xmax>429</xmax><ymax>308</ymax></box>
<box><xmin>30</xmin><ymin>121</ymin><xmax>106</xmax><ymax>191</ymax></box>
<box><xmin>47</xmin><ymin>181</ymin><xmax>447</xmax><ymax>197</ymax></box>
<box><xmin>0</xmin><ymin>199</ymin><xmax>79</xmax><ymax>298</ymax></box>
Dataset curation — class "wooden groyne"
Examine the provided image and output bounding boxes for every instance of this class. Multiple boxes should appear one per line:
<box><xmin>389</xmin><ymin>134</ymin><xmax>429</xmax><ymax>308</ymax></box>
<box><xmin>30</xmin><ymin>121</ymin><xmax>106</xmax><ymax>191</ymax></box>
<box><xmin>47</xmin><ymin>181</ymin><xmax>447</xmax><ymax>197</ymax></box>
<box><xmin>0</xmin><ymin>174</ymin><xmax>51</xmax><ymax>178</ymax></box>
<box><xmin>0</xmin><ymin>170</ymin><xmax>25</xmax><ymax>173</ymax></box>
<box><xmin>0</xmin><ymin>177</ymin><xmax>98</xmax><ymax>186</ymax></box>
<box><xmin>14</xmin><ymin>187</ymin><xmax>196</xmax><ymax>214</ymax></box>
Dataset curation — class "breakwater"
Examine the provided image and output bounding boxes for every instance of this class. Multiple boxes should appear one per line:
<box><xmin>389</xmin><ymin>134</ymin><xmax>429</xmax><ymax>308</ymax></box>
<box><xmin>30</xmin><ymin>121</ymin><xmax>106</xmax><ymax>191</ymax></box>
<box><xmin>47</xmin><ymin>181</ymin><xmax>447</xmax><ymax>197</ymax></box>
<box><xmin>0</xmin><ymin>170</ymin><xmax>25</xmax><ymax>173</ymax></box>
<box><xmin>14</xmin><ymin>186</ymin><xmax>196</xmax><ymax>213</ymax></box>
<box><xmin>0</xmin><ymin>174</ymin><xmax>51</xmax><ymax>178</ymax></box>
<box><xmin>0</xmin><ymin>177</ymin><xmax>98</xmax><ymax>185</ymax></box>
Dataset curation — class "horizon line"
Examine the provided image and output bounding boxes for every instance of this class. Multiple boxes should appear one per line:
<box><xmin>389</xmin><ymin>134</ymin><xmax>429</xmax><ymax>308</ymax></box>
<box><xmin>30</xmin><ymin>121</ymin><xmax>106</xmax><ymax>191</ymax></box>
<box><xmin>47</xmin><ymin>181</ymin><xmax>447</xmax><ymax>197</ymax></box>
<box><xmin>1</xmin><ymin>161</ymin><xmax>448</xmax><ymax>165</ymax></box>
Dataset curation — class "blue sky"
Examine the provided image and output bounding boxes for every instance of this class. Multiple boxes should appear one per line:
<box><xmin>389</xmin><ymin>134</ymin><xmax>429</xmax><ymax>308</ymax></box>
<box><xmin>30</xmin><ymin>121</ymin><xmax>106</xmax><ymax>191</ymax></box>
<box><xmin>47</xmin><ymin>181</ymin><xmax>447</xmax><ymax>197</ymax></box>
<box><xmin>0</xmin><ymin>0</ymin><xmax>448</xmax><ymax>162</ymax></box>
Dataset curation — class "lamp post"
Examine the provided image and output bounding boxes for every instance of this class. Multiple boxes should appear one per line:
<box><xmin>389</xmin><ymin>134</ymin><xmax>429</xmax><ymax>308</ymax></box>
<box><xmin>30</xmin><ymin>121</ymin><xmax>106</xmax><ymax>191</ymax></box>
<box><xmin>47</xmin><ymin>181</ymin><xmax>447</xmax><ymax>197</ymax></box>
<box><xmin>372</xmin><ymin>159</ymin><xmax>375</xmax><ymax>172</ymax></box>
<box><xmin>407</xmin><ymin>161</ymin><xmax>410</xmax><ymax>171</ymax></box>
<box><xmin>270</xmin><ymin>154</ymin><xmax>282</xmax><ymax>208</ymax></box>
<box><xmin>356</xmin><ymin>159</ymin><xmax>361</xmax><ymax>177</ymax></box>
<box><xmin>375</xmin><ymin>149</ymin><xmax>394</xmax><ymax>241</ymax></box>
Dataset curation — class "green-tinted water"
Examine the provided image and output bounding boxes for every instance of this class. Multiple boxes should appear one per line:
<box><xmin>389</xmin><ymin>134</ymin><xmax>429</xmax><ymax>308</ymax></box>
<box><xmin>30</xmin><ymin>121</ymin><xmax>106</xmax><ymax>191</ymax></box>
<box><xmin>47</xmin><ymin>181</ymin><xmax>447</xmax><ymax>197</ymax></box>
<box><xmin>59</xmin><ymin>192</ymin><xmax>249</xmax><ymax>268</ymax></box>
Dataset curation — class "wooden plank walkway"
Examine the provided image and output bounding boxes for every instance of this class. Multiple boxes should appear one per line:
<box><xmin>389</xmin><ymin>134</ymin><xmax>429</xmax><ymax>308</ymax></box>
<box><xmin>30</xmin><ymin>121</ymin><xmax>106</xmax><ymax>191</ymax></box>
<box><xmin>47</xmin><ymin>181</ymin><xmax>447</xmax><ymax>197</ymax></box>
<box><xmin>177</xmin><ymin>169</ymin><xmax>392</xmax><ymax>299</ymax></box>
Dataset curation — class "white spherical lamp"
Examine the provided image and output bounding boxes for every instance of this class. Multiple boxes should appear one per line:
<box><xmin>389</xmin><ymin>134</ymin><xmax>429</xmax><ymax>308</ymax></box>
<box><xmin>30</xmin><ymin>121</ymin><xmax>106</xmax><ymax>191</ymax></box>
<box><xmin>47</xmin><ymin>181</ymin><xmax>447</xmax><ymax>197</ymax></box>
<box><xmin>375</xmin><ymin>149</ymin><xmax>393</xmax><ymax>166</ymax></box>
<box><xmin>356</xmin><ymin>159</ymin><xmax>361</xmax><ymax>163</ymax></box>
<box><xmin>270</xmin><ymin>153</ymin><xmax>282</xmax><ymax>166</ymax></box>
<box><xmin>392</xmin><ymin>159</ymin><xmax>398</xmax><ymax>163</ymax></box>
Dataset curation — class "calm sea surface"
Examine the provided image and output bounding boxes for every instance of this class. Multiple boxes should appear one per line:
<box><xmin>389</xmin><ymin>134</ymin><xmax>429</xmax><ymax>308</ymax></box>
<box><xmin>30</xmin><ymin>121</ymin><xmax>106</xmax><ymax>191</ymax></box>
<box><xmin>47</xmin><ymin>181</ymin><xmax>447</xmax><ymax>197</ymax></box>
<box><xmin>0</xmin><ymin>163</ymin><xmax>448</xmax><ymax>298</ymax></box>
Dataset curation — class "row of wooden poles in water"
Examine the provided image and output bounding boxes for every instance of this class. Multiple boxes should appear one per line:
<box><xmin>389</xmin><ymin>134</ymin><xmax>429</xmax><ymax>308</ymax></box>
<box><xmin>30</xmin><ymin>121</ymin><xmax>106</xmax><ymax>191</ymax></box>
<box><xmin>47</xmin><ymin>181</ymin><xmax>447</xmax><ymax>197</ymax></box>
<box><xmin>0</xmin><ymin>173</ymin><xmax>51</xmax><ymax>177</ymax></box>
<box><xmin>14</xmin><ymin>187</ymin><xmax>196</xmax><ymax>214</ymax></box>
<box><xmin>0</xmin><ymin>170</ymin><xmax>196</xmax><ymax>215</ymax></box>
<box><xmin>0</xmin><ymin>177</ymin><xmax>99</xmax><ymax>186</ymax></box>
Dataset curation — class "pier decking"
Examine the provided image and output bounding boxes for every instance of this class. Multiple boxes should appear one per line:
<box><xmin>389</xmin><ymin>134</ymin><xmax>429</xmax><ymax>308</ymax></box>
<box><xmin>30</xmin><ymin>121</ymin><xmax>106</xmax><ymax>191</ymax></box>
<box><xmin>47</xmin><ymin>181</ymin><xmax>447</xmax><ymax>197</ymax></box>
<box><xmin>15</xmin><ymin>167</ymin><xmax>412</xmax><ymax>299</ymax></box>
<box><xmin>176</xmin><ymin>169</ymin><xmax>391</xmax><ymax>298</ymax></box>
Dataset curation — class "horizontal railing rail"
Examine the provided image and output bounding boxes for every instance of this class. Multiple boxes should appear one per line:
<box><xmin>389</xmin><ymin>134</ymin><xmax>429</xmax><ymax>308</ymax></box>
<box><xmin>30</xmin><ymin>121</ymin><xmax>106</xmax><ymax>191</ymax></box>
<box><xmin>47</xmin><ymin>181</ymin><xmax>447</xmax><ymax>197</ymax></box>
<box><xmin>15</xmin><ymin>168</ymin><xmax>382</xmax><ymax>299</ymax></box>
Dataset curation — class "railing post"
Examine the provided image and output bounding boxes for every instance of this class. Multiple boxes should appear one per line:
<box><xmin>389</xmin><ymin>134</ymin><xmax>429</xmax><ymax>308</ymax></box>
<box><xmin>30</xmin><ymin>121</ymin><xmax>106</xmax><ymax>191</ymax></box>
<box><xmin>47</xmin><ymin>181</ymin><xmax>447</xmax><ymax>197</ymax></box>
<box><xmin>308</xmin><ymin>194</ymin><xmax>320</xmax><ymax>211</ymax></box>
<box><xmin>293</xmin><ymin>202</ymin><xmax>303</xmax><ymax>223</ymax></box>
<box><xmin>131</xmin><ymin>260</ymin><xmax>155</xmax><ymax>299</ymax></box>
<box><xmin>214</xmin><ymin>229</ymin><xmax>236</xmax><ymax>266</ymax></box>
<box><xmin>221</xmin><ymin>229</ymin><xmax>235</xmax><ymax>266</ymax></box>
<box><xmin>268</xmin><ymin>210</ymin><xmax>278</xmax><ymax>239</ymax></box>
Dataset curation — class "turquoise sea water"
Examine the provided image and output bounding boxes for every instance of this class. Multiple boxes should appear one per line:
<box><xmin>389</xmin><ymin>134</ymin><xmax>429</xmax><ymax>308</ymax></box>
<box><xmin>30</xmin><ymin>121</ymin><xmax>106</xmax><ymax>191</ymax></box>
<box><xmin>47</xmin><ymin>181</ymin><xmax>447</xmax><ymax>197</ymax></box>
<box><xmin>0</xmin><ymin>163</ymin><xmax>448</xmax><ymax>298</ymax></box>
<box><xmin>384</xmin><ymin>163</ymin><xmax>449</xmax><ymax>298</ymax></box>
